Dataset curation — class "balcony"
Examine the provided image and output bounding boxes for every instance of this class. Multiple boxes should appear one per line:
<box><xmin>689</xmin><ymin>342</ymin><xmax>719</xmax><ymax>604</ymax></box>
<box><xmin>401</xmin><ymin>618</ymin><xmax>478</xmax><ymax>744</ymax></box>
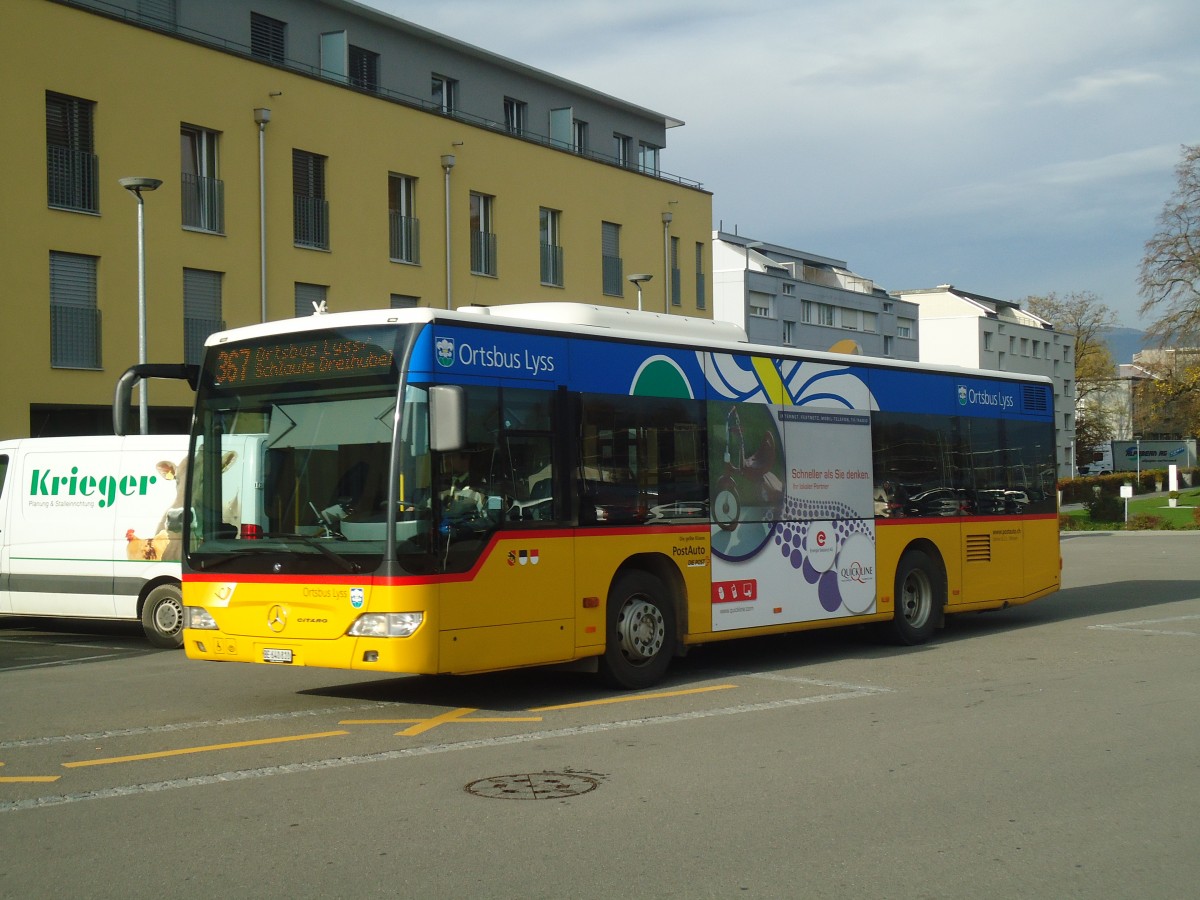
<box><xmin>389</xmin><ymin>212</ymin><xmax>420</xmax><ymax>263</ymax></box>
<box><xmin>47</xmin><ymin>145</ymin><xmax>99</xmax><ymax>212</ymax></box>
<box><xmin>293</xmin><ymin>195</ymin><xmax>329</xmax><ymax>249</ymax></box>
<box><xmin>471</xmin><ymin>231</ymin><xmax>498</xmax><ymax>276</ymax></box>
<box><xmin>181</xmin><ymin>172</ymin><xmax>225</xmax><ymax>233</ymax></box>
<box><xmin>50</xmin><ymin>304</ymin><xmax>102</xmax><ymax>369</ymax></box>
<box><xmin>540</xmin><ymin>243</ymin><xmax>563</xmax><ymax>287</ymax></box>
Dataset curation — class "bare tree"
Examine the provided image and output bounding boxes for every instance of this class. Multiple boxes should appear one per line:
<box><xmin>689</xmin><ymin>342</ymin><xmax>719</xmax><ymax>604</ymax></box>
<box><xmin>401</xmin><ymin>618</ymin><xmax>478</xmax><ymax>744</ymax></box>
<box><xmin>1139</xmin><ymin>143</ymin><xmax>1200</xmax><ymax>344</ymax></box>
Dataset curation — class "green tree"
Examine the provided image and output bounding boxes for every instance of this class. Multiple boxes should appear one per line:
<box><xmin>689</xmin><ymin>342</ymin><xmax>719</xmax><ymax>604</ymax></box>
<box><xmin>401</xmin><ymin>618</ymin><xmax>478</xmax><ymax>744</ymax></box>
<box><xmin>1139</xmin><ymin>144</ymin><xmax>1200</xmax><ymax>343</ymax></box>
<box><xmin>1131</xmin><ymin>349</ymin><xmax>1200</xmax><ymax>439</ymax></box>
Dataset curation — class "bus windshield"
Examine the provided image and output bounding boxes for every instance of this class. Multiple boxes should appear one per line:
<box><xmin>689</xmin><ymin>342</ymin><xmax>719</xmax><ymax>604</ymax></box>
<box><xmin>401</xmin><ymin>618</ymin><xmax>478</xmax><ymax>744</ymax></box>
<box><xmin>186</xmin><ymin>324</ymin><xmax>434</xmax><ymax>575</ymax></box>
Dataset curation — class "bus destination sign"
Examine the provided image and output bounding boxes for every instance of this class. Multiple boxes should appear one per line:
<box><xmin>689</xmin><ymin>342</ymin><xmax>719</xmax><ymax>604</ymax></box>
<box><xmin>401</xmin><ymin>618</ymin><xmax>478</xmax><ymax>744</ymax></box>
<box><xmin>211</xmin><ymin>332</ymin><xmax>396</xmax><ymax>388</ymax></box>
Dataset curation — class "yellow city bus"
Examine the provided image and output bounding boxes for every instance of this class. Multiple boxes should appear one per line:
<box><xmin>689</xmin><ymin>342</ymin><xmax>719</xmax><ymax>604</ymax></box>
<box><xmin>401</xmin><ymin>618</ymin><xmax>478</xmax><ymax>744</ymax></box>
<box><xmin>169</xmin><ymin>303</ymin><xmax>1060</xmax><ymax>688</ymax></box>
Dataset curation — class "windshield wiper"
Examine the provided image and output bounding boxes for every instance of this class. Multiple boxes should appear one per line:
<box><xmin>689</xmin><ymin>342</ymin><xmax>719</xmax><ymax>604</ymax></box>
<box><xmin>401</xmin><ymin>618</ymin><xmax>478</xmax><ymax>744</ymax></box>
<box><xmin>260</xmin><ymin>533</ymin><xmax>362</xmax><ymax>573</ymax></box>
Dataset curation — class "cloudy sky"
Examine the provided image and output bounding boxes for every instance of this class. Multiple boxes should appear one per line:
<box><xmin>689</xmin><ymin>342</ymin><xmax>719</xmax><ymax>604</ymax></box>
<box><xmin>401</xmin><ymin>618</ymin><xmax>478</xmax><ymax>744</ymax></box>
<box><xmin>367</xmin><ymin>0</ymin><xmax>1200</xmax><ymax>327</ymax></box>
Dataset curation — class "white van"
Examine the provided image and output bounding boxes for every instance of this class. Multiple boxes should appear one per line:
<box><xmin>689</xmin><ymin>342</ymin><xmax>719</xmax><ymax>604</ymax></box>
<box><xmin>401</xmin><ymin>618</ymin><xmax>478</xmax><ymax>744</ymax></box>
<box><xmin>0</xmin><ymin>434</ymin><xmax>263</xmax><ymax>648</ymax></box>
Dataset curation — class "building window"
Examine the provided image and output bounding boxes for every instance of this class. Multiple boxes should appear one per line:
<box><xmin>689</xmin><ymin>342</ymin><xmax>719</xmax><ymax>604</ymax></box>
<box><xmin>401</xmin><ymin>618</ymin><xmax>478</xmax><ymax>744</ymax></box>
<box><xmin>46</xmin><ymin>92</ymin><xmax>98</xmax><ymax>213</ymax></box>
<box><xmin>390</xmin><ymin>294</ymin><xmax>419</xmax><ymax>309</ymax></box>
<box><xmin>432</xmin><ymin>75</ymin><xmax>457</xmax><ymax>114</ymax></box>
<box><xmin>783</xmin><ymin>320</ymin><xmax>795</xmax><ymax>345</ymax></box>
<box><xmin>883</xmin><ymin>335</ymin><xmax>894</xmax><ymax>356</ymax></box>
<box><xmin>842</xmin><ymin>310</ymin><xmax>860</xmax><ymax>331</ymax></box>
<box><xmin>49</xmin><ymin>251</ymin><xmax>100</xmax><ymax>369</ymax></box>
<box><xmin>504</xmin><ymin>98</ymin><xmax>527</xmax><ymax>135</ymax></box>
<box><xmin>183</xmin><ymin>268</ymin><xmax>224</xmax><ymax>366</ymax></box>
<box><xmin>670</xmin><ymin>236</ymin><xmax>681</xmax><ymax>307</ymax></box>
<box><xmin>695</xmin><ymin>242</ymin><xmax>706</xmax><ymax>310</ymax></box>
<box><xmin>782</xmin><ymin>282</ymin><xmax>795</xmax><ymax>296</ymax></box>
<box><xmin>294</xmin><ymin>282</ymin><xmax>327</xmax><ymax>317</ymax></box>
<box><xmin>613</xmin><ymin>133</ymin><xmax>631</xmax><ymax>167</ymax></box>
<box><xmin>293</xmin><ymin>150</ymin><xmax>328</xmax><ymax>250</ymax></box>
<box><xmin>469</xmin><ymin>192</ymin><xmax>497</xmax><ymax>276</ymax></box>
<box><xmin>349</xmin><ymin>45</ymin><xmax>379</xmax><ymax>91</ymax></box>
<box><xmin>388</xmin><ymin>173</ymin><xmax>419</xmax><ymax>263</ymax></box>
<box><xmin>639</xmin><ymin>142</ymin><xmax>660</xmax><ymax>175</ymax></box>
<box><xmin>801</xmin><ymin>300</ymin><xmax>812</xmax><ymax>324</ymax></box>
<box><xmin>573</xmin><ymin>119</ymin><xmax>588</xmax><ymax>154</ymax></box>
<box><xmin>540</xmin><ymin>207</ymin><xmax>563</xmax><ymax>287</ymax></box>
<box><xmin>862</xmin><ymin>311</ymin><xmax>877</xmax><ymax>333</ymax></box>
<box><xmin>897</xmin><ymin>317</ymin><xmax>914</xmax><ymax>338</ymax></box>
<box><xmin>250</xmin><ymin>12</ymin><xmax>286</xmax><ymax>62</ymax></box>
<box><xmin>601</xmin><ymin>221</ymin><xmax>622</xmax><ymax>296</ymax></box>
<box><xmin>816</xmin><ymin>303</ymin><xmax>835</xmax><ymax>327</ymax></box>
<box><xmin>181</xmin><ymin>124</ymin><xmax>224</xmax><ymax>233</ymax></box>
<box><xmin>749</xmin><ymin>293</ymin><xmax>771</xmax><ymax>318</ymax></box>
<box><xmin>983</xmin><ymin>331</ymin><xmax>993</xmax><ymax>351</ymax></box>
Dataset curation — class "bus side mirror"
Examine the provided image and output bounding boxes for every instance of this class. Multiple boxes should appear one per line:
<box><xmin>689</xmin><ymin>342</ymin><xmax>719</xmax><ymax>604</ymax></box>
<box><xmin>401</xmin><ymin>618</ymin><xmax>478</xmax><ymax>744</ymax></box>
<box><xmin>429</xmin><ymin>385</ymin><xmax>466</xmax><ymax>452</ymax></box>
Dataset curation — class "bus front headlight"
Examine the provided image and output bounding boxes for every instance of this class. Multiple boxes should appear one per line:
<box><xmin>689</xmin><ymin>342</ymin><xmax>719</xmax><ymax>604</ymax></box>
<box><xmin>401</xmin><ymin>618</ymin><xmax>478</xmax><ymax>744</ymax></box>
<box><xmin>349</xmin><ymin>612</ymin><xmax>424</xmax><ymax>638</ymax></box>
<box><xmin>185</xmin><ymin>606</ymin><xmax>219</xmax><ymax>630</ymax></box>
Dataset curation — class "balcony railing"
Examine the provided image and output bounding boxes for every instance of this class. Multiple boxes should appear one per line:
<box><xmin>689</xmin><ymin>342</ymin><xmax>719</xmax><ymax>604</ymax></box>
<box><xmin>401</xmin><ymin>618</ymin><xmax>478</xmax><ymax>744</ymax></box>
<box><xmin>47</xmin><ymin>145</ymin><xmax>99</xmax><ymax>212</ymax></box>
<box><xmin>181</xmin><ymin>172</ymin><xmax>225</xmax><ymax>233</ymax></box>
<box><xmin>471</xmin><ymin>231</ymin><xmax>498</xmax><ymax>276</ymax></box>
<box><xmin>602</xmin><ymin>255</ymin><xmax>623</xmax><ymax>296</ymax></box>
<box><xmin>540</xmin><ymin>243</ymin><xmax>564</xmax><ymax>287</ymax></box>
<box><xmin>389</xmin><ymin>212</ymin><xmax>420</xmax><ymax>263</ymax></box>
<box><xmin>185</xmin><ymin>316</ymin><xmax>226</xmax><ymax>366</ymax></box>
<box><xmin>50</xmin><ymin>304</ymin><xmax>102</xmax><ymax>369</ymax></box>
<box><xmin>293</xmin><ymin>195</ymin><xmax>329</xmax><ymax>249</ymax></box>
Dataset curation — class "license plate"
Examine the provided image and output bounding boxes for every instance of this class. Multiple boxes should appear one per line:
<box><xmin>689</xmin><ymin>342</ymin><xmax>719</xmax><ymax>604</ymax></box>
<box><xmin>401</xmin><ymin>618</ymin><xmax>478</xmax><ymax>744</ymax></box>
<box><xmin>263</xmin><ymin>648</ymin><xmax>293</xmax><ymax>664</ymax></box>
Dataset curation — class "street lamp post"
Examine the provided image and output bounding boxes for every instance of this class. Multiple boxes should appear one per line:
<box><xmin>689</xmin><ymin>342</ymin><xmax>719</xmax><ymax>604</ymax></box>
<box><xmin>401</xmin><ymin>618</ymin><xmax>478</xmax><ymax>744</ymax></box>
<box><xmin>441</xmin><ymin>154</ymin><xmax>456</xmax><ymax>309</ymax></box>
<box><xmin>661</xmin><ymin>211</ymin><xmax>673</xmax><ymax>312</ymax></box>
<box><xmin>628</xmin><ymin>273</ymin><xmax>653</xmax><ymax>312</ymax></box>
<box><xmin>119</xmin><ymin>176</ymin><xmax>163</xmax><ymax>435</ymax></box>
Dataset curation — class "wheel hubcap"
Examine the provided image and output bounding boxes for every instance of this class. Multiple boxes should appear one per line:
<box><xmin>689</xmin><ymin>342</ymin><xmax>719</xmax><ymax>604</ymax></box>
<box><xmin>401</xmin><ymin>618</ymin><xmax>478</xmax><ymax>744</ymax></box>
<box><xmin>155</xmin><ymin>598</ymin><xmax>183</xmax><ymax>635</ymax></box>
<box><xmin>616</xmin><ymin>598</ymin><xmax>665</xmax><ymax>664</ymax></box>
<box><xmin>900</xmin><ymin>570</ymin><xmax>932</xmax><ymax>629</ymax></box>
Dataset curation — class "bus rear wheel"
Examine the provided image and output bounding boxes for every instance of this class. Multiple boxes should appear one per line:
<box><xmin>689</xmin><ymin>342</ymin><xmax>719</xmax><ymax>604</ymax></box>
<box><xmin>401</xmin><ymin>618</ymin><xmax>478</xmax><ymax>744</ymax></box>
<box><xmin>599</xmin><ymin>571</ymin><xmax>676</xmax><ymax>689</ymax></box>
<box><xmin>890</xmin><ymin>550</ymin><xmax>942</xmax><ymax>645</ymax></box>
<box><xmin>142</xmin><ymin>583</ymin><xmax>185</xmax><ymax>649</ymax></box>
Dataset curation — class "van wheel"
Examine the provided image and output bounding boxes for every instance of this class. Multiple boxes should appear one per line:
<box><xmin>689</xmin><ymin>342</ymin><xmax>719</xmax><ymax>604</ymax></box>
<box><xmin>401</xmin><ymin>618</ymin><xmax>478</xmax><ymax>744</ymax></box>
<box><xmin>890</xmin><ymin>550</ymin><xmax>942</xmax><ymax>645</ymax></box>
<box><xmin>142</xmin><ymin>583</ymin><xmax>185</xmax><ymax>649</ymax></box>
<box><xmin>599</xmin><ymin>571</ymin><xmax>675</xmax><ymax>689</ymax></box>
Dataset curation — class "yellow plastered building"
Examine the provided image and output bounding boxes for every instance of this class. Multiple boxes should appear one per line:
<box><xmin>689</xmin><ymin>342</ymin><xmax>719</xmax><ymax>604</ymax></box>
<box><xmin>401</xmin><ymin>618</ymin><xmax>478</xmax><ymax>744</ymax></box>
<box><xmin>2</xmin><ymin>0</ymin><xmax>712</xmax><ymax>438</ymax></box>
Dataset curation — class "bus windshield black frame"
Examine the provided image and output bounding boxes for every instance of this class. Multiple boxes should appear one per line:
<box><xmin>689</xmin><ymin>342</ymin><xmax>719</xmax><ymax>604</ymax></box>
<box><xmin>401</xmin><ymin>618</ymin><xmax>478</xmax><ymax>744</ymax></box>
<box><xmin>184</xmin><ymin>323</ymin><xmax>435</xmax><ymax>576</ymax></box>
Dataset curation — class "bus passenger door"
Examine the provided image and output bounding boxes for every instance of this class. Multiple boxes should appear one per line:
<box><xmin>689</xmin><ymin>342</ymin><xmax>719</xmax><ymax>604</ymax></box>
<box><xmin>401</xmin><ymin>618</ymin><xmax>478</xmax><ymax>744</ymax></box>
<box><xmin>436</xmin><ymin>386</ymin><xmax>576</xmax><ymax>672</ymax></box>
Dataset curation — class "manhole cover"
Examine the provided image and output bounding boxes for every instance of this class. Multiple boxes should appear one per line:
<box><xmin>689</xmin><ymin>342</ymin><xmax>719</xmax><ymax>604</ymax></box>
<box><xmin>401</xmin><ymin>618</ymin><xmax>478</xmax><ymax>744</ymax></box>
<box><xmin>465</xmin><ymin>772</ymin><xmax>600</xmax><ymax>800</ymax></box>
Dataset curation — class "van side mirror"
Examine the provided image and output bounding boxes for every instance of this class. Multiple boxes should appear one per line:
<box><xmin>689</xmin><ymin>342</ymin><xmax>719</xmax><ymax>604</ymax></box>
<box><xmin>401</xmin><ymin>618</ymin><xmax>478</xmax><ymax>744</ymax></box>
<box><xmin>429</xmin><ymin>385</ymin><xmax>465</xmax><ymax>452</ymax></box>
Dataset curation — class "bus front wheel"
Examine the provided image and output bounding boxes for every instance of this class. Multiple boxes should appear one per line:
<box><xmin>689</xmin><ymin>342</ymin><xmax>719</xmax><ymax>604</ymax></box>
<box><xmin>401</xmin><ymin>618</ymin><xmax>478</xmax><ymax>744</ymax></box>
<box><xmin>890</xmin><ymin>550</ymin><xmax>941</xmax><ymax>645</ymax></box>
<box><xmin>599</xmin><ymin>571</ymin><xmax>676</xmax><ymax>689</ymax></box>
<box><xmin>142</xmin><ymin>583</ymin><xmax>185</xmax><ymax>649</ymax></box>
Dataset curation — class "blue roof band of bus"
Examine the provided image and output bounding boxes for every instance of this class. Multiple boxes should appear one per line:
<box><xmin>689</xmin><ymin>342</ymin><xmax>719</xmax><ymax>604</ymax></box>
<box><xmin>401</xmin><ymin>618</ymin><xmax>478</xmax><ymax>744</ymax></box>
<box><xmin>414</xmin><ymin>323</ymin><xmax>1053</xmax><ymax>422</ymax></box>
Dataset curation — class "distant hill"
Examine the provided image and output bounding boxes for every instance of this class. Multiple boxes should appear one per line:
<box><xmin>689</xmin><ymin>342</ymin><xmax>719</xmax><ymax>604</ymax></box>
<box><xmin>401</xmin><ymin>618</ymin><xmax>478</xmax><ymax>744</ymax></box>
<box><xmin>1102</xmin><ymin>327</ymin><xmax>1147</xmax><ymax>365</ymax></box>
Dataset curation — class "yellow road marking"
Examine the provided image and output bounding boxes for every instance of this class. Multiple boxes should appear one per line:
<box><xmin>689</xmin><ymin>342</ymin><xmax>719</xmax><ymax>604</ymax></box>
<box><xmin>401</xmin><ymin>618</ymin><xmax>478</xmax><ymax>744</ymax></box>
<box><xmin>1</xmin><ymin>775</ymin><xmax>62</xmax><ymax>783</ymax></box>
<box><xmin>394</xmin><ymin>707</ymin><xmax>543</xmax><ymax>737</ymax></box>
<box><xmin>531</xmin><ymin>683</ymin><xmax>737</xmax><ymax>711</ymax></box>
<box><xmin>61</xmin><ymin>730</ymin><xmax>349</xmax><ymax>768</ymax></box>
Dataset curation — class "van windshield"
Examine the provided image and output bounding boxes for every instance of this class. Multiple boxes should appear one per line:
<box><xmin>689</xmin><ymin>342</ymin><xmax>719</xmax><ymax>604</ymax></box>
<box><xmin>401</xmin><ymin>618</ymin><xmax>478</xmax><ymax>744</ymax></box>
<box><xmin>185</xmin><ymin>324</ymin><xmax>434</xmax><ymax>575</ymax></box>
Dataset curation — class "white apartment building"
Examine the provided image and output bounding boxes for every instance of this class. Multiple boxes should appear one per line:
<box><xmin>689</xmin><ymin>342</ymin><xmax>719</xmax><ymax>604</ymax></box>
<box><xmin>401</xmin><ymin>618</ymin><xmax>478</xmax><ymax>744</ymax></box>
<box><xmin>893</xmin><ymin>285</ymin><xmax>1077</xmax><ymax>479</ymax></box>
